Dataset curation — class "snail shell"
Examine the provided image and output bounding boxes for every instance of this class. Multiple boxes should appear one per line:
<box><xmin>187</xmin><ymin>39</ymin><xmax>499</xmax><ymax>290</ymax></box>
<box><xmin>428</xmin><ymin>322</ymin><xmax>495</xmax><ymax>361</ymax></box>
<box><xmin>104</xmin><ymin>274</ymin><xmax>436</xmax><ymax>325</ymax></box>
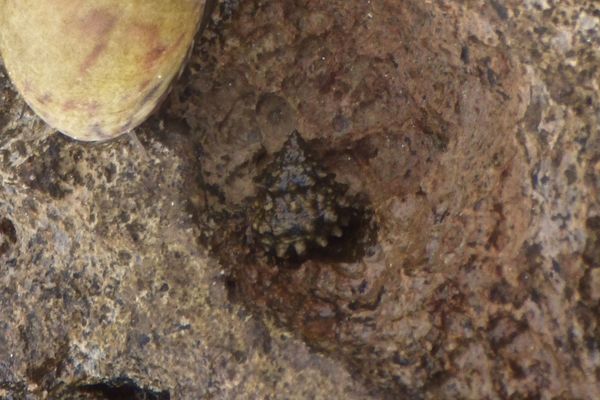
<box><xmin>248</xmin><ymin>131</ymin><xmax>354</xmax><ymax>261</ymax></box>
<box><xmin>0</xmin><ymin>0</ymin><xmax>206</xmax><ymax>141</ymax></box>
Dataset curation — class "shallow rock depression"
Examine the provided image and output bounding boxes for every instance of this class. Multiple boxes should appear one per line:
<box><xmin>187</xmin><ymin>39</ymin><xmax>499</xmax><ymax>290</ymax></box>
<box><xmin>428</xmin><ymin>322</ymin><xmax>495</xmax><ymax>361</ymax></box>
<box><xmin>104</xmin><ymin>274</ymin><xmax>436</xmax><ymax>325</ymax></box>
<box><xmin>1</xmin><ymin>0</ymin><xmax>600</xmax><ymax>399</ymax></box>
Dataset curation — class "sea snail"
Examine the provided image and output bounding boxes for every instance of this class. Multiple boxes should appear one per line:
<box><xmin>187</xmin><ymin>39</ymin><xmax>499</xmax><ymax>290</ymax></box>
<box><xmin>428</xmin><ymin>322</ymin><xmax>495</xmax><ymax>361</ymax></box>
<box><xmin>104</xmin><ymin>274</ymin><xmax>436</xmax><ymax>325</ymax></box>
<box><xmin>248</xmin><ymin>131</ymin><xmax>354</xmax><ymax>261</ymax></box>
<box><xmin>0</xmin><ymin>0</ymin><xmax>214</xmax><ymax>141</ymax></box>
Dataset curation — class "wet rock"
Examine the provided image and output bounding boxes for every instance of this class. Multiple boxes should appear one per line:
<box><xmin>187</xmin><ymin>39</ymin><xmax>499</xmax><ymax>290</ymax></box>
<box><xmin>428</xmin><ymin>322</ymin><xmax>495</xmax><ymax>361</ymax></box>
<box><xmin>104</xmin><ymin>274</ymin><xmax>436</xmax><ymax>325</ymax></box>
<box><xmin>1</xmin><ymin>0</ymin><xmax>599</xmax><ymax>399</ymax></box>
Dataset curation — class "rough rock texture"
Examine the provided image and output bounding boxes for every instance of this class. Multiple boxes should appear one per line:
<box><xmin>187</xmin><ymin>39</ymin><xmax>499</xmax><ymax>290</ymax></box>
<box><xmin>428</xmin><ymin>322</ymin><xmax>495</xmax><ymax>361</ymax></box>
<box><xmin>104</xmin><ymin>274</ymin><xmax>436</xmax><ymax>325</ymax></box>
<box><xmin>1</xmin><ymin>0</ymin><xmax>599</xmax><ymax>399</ymax></box>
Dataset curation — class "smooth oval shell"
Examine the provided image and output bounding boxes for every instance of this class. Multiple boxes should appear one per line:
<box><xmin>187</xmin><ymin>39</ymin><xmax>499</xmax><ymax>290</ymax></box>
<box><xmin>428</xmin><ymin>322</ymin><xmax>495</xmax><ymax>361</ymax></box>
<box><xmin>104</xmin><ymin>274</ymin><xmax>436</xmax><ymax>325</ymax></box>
<box><xmin>0</xmin><ymin>0</ymin><xmax>205</xmax><ymax>141</ymax></box>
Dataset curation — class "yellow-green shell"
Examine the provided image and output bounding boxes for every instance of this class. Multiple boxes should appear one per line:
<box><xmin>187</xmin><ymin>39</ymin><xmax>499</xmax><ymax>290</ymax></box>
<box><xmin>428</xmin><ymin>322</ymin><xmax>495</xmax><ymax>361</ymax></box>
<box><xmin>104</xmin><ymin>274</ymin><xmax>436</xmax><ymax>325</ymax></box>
<box><xmin>0</xmin><ymin>0</ymin><xmax>204</xmax><ymax>141</ymax></box>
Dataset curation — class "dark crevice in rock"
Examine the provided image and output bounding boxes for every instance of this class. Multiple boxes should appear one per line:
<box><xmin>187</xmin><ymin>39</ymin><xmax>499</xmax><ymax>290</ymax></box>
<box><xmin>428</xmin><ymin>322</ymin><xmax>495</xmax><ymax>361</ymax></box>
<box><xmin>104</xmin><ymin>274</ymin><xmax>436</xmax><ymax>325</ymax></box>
<box><xmin>76</xmin><ymin>378</ymin><xmax>170</xmax><ymax>400</ymax></box>
<box><xmin>583</xmin><ymin>216</ymin><xmax>600</xmax><ymax>268</ymax></box>
<box><xmin>0</xmin><ymin>217</ymin><xmax>17</xmax><ymax>256</ymax></box>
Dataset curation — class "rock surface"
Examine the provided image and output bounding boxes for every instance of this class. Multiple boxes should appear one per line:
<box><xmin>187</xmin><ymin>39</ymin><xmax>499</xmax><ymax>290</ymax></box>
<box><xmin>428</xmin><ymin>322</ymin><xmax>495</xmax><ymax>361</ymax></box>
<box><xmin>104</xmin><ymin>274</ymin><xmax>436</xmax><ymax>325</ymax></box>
<box><xmin>1</xmin><ymin>0</ymin><xmax>599</xmax><ymax>399</ymax></box>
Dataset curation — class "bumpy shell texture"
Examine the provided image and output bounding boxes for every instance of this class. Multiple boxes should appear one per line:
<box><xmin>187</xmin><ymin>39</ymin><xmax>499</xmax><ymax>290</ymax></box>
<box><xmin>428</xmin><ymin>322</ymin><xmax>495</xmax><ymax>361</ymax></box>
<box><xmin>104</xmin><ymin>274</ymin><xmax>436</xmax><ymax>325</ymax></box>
<box><xmin>0</xmin><ymin>0</ymin><xmax>205</xmax><ymax>141</ymax></box>
<box><xmin>248</xmin><ymin>131</ymin><xmax>354</xmax><ymax>262</ymax></box>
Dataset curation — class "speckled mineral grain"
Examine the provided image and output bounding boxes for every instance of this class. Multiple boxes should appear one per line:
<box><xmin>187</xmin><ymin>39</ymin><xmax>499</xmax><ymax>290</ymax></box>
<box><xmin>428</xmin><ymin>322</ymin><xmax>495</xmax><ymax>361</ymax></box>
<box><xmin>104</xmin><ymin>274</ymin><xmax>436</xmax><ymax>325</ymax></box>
<box><xmin>0</xmin><ymin>0</ymin><xmax>599</xmax><ymax>399</ymax></box>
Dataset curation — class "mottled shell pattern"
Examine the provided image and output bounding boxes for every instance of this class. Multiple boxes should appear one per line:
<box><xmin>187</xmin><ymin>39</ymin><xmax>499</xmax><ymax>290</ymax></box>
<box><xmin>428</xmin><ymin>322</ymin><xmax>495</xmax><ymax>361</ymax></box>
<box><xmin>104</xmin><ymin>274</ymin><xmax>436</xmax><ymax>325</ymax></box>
<box><xmin>0</xmin><ymin>0</ymin><xmax>207</xmax><ymax>141</ymax></box>
<box><xmin>249</xmin><ymin>131</ymin><xmax>353</xmax><ymax>261</ymax></box>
